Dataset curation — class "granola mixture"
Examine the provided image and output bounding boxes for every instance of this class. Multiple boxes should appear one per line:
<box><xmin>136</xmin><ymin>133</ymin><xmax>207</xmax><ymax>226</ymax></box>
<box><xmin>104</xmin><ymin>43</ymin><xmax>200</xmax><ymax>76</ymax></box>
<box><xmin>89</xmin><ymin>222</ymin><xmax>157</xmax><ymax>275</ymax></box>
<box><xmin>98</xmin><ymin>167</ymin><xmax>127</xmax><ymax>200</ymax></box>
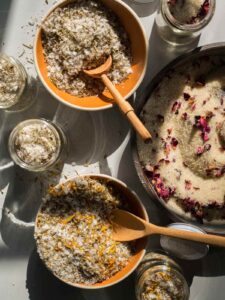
<box><xmin>168</xmin><ymin>0</ymin><xmax>210</xmax><ymax>24</ymax></box>
<box><xmin>0</xmin><ymin>55</ymin><xmax>24</xmax><ymax>108</ymax></box>
<box><xmin>137</xmin><ymin>55</ymin><xmax>225</xmax><ymax>224</ymax></box>
<box><xmin>41</xmin><ymin>0</ymin><xmax>132</xmax><ymax>97</ymax></box>
<box><xmin>35</xmin><ymin>177</ymin><xmax>133</xmax><ymax>285</ymax></box>
<box><xmin>14</xmin><ymin>122</ymin><xmax>59</xmax><ymax>167</ymax></box>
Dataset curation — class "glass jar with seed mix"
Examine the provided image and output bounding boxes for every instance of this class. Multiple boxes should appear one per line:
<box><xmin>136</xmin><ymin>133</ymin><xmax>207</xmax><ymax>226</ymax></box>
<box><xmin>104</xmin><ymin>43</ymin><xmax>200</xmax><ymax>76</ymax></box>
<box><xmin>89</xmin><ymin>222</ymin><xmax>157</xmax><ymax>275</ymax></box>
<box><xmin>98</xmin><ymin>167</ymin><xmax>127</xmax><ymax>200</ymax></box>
<box><xmin>155</xmin><ymin>0</ymin><xmax>215</xmax><ymax>46</ymax></box>
<box><xmin>8</xmin><ymin>119</ymin><xmax>67</xmax><ymax>172</ymax></box>
<box><xmin>0</xmin><ymin>53</ymin><xmax>37</xmax><ymax>111</ymax></box>
<box><xmin>135</xmin><ymin>251</ymin><xmax>190</xmax><ymax>300</ymax></box>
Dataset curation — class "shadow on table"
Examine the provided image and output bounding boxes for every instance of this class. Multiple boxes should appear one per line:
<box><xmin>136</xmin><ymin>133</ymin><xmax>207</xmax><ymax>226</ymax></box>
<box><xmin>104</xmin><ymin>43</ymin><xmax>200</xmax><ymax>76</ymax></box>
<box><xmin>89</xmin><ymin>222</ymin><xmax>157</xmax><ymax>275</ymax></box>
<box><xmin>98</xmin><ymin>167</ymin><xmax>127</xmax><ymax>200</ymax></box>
<box><xmin>136</xmin><ymin>21</ymin><xmax>201</xmax><ymax>97</ymax></box>
<box><xmin>0</xmin><ymin>163</ymin><xmax>63</xmax><ymax>254</ymax></box>
<box><xmin>177</xmin><ymin>247</ymin><xmax>225</xmax><ymax>287</ymax></box>
<box><xmin>61</xmin><ymin>102</ymin><xmax>130</xmax><ymax>167</ymax></box>
<box><xmin>0</xmin><ymin>78</ymin><xmax>131</xmax><ymax>252</ymax></box>
<box><xmin>122</xmin><ymin>0</ymin><xmax>158</xmax><ymax>18</ymax></box>
<box><xmin>27</xmin><ymin>249</ymin><xmax>136</xmax><ymax>300</ymax></box>
<box><xmin>0</xmin><ymin>82</ymin><xmax>62</xmax><ymax>254</ymax></box>
<box><xmin>0</xmin><ymin>0</ymin><xmax>13</xmax><ymax>47</ymax></box>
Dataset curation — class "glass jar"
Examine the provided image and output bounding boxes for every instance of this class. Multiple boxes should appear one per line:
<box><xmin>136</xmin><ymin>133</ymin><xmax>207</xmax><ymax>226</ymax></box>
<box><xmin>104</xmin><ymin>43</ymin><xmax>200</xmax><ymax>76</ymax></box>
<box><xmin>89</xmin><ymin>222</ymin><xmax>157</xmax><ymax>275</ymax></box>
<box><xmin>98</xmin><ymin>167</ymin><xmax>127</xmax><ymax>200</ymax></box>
<box><xmin>155</xmin><ymin>0</ymin><xmax>215</xmax><ymax>46</ymax></box>
<box><xmin>135</xmin><ymin>251</ymin><xmax>190</xmax><ymax>300</ymax></box>
<box><xmin>8</xmin><ymin>119</ymin><xmax>67</xmax><ymax>172</ymax></box>
<box><xmin>0</xmin><ymin>53</ymin><xmax>37</xmax><ymax>112</ymax></box>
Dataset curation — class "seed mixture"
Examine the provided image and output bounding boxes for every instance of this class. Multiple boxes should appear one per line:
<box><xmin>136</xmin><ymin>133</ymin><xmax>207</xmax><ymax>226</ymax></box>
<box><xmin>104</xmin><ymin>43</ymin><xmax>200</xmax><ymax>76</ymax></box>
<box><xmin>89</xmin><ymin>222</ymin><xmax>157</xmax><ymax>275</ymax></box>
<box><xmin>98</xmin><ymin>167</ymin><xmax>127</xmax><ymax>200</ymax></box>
<box><xmin>35</xmin><ymin>177</ymin><xmax>133</xmax><ymax>285</ymax></box>
<box><xmin>14</xmin><ymin>122</ymin><xmax>59</xmax><ymax>167</ymax></box>
<box><xmin>137</xmin><ymin>252</ymin><xmax>188</xmax><ymax>300</ymax></box>
<box><xmin>0</xmin><ymin>55</ymin><xmax>24</xmax><ymax>107</ymax></box>
<box><xmin>168</xmin><ymin>0</ymin><xmax>210</xmax><ymax>24</ymax></box>
<box><xmin>141</xmin><ymin>270</ymin><xmax>185</xmax><ymax>300</ymax></box>
<box><xmin>41</xmin><ymin>0</ymin><xmax>132</xmax><ymax>97</ymax></box>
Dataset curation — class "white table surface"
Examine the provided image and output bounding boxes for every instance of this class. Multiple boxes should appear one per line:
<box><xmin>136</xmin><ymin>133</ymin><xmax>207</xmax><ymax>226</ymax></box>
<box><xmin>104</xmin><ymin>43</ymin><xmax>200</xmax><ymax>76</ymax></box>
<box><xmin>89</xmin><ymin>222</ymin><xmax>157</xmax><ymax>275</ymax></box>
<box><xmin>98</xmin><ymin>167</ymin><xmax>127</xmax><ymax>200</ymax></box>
<box><xmin>0</xmin><ymin>0</ymin><xmax>225</xmax><ymax>299</ymax></box>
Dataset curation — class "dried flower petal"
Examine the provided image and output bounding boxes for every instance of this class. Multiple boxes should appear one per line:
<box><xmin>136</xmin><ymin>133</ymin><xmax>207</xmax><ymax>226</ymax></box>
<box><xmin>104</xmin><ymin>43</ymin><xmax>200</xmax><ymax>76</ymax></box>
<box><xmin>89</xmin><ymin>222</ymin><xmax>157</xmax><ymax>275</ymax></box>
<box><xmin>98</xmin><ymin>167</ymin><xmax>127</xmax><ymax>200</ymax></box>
<box><xmin>185</xmin><ymin>180</ymin><xmax>192</xmax><ymax>190</ymax></box>
<box><xmin>171</xmin><ymin>101</ymin><xmax>181</xmax><ymax>114</ymax></box>
<box><xmin>171</xmin><ymin>137</ymin><xmax>178</xmax><ymax>149</ymax></box>
<box><xmin>194</xmin><ymin>115</ymin><xmax>211</xmax><ymax>142</ymax></box>
<box><xmin>183</xmin><ymin>92</ymin><xmax>191</xmax><ymax>101</ymax></box>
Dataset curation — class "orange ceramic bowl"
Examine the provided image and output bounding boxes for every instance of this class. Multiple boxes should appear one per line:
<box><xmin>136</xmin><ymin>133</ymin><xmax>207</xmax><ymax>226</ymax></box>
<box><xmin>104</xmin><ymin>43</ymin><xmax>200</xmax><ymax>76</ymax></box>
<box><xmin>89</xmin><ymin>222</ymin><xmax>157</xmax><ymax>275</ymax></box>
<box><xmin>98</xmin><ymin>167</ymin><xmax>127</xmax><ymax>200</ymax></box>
<box><xmin>35</xmin><ymin>174</ymin><xmax>148</xmax><ymax>289</ymax></box>
<box><xmin>34</xmin><ymin>0</ymin><xmax>148</xmax><ymax>111</ymax></box>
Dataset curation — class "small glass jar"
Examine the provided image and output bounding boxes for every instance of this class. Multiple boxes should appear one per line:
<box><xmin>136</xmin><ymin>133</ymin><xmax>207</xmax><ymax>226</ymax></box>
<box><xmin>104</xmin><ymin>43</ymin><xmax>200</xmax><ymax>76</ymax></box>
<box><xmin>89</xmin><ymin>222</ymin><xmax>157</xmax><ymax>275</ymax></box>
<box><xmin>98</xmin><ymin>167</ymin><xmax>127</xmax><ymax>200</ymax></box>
<box><xmin>8</xmin><ymin>119</ymin><xmax>67</xmax><ymax>172</ymax></box>
<box><xmin>155</xmin><ymin>0</ymin><xmax>215</xmax><ymax>46</ymax></box>
<box><xmin>0</xmin><ymin>53</ymin><xmax>37</xmax><ymax>112</ymax></box>
<box><xmin>135</xmin><ymin>251</ymin><xmax>190</xmax><ymax>300</ymax></box>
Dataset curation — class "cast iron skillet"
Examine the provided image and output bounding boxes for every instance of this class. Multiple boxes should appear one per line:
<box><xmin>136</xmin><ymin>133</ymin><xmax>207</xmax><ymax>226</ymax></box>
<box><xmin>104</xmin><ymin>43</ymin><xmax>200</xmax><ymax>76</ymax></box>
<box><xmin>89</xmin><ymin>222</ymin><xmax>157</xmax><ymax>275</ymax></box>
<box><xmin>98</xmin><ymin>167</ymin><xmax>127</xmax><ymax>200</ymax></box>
<box><xmin>132</xmin><ymin>42</ymin><xmax>225</xmax><ymax>234</ymax></box>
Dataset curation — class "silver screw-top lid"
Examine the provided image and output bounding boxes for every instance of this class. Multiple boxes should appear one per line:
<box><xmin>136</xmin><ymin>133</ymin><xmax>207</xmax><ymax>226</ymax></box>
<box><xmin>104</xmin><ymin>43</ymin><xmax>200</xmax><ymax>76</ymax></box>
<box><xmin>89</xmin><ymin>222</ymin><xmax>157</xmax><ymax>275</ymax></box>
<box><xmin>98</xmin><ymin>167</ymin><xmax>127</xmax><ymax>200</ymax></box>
<box><xmin>160</xmin><ymin>223</ymin><xmax>209</xmax><ymax>260</ymax></box>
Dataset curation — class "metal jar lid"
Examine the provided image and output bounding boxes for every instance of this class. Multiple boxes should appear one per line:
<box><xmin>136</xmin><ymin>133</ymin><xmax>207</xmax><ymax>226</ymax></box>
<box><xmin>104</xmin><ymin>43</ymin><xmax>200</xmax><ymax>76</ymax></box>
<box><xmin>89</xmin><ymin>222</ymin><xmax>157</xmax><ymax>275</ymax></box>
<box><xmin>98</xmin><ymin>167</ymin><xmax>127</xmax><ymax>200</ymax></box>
<box><xmin>160</xmin><ymin>223</ymin><xmax>209</xmax><ymax>260</ymax></box>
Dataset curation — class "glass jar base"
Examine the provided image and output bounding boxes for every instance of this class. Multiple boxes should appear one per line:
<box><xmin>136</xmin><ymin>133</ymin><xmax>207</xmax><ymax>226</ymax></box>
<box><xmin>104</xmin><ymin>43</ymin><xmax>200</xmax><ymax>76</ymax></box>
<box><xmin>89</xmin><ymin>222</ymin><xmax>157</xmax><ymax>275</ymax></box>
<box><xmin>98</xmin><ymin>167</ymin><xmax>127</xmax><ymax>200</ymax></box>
<box><xmin>157</xmin><ymin>26</ymin><xmax>200</xmax><ymax>46</ymax></box>
<box><xmin>5</xmin><ymin>76</ymin><xmax>38</xmax><ymax>113</ymax></box>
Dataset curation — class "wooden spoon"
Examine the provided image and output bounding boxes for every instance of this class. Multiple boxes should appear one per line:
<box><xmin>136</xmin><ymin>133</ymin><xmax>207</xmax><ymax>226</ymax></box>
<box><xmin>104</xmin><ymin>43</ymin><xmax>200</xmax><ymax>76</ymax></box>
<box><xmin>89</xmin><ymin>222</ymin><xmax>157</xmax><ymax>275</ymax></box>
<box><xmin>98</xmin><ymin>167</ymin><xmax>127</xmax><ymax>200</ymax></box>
<box><xmin>112</xmin><ymin>209</ymin><xmax>225</xmax><ymax>247</ymax></box>
<box><xmin>84</xmin><ymin>56</ymin><xmax>151</xmax><ymax>143</ymax></box>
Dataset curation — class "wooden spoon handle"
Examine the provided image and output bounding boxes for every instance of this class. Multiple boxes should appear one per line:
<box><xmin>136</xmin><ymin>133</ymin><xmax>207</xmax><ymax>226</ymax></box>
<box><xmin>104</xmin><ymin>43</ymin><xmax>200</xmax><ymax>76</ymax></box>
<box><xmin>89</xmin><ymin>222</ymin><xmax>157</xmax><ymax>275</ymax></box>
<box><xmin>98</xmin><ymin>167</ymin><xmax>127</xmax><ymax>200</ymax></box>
<box><xmin>150</xmin><ymin>224</ymin><xmax>225</xmax><ymax>247</ymax></box>
<box><xmin>101</xmin><ymin>74</ymin><xmax>151</xmax><ymax>143</ymax></box>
